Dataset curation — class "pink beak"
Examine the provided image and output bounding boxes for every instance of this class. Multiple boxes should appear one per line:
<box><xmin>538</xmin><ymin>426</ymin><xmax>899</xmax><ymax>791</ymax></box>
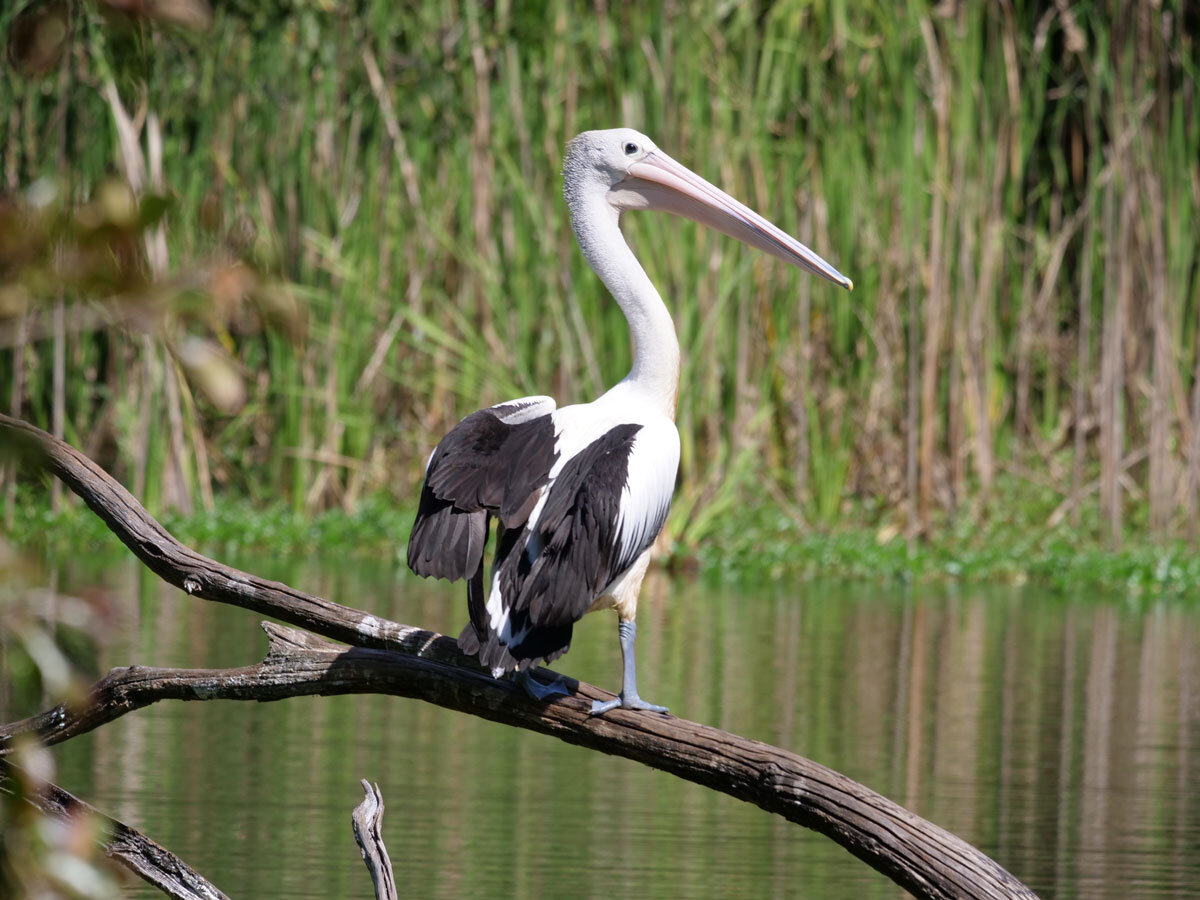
<box><xmin>608</xmin><ymin>151</ymin><xmax>852</xmax><ymax>290</ymax></box>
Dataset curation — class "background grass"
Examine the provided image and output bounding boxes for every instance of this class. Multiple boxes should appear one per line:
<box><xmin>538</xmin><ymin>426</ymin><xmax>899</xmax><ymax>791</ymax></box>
<box><xmin>2</xmin><ymin>1</ymin><xmax>1198</xmax><ymax>563</ymax></box>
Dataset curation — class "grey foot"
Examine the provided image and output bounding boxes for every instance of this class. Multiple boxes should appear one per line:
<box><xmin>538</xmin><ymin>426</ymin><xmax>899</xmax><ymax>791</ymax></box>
<box><xmin>516</xmin><ymin>670</ymin><xmax>570</xmax><ymax>701</ymax></box>
<box><xmin>589</xmin><ymin>694</ymin><xmax>669</xmax><ymax>716</ymax></box>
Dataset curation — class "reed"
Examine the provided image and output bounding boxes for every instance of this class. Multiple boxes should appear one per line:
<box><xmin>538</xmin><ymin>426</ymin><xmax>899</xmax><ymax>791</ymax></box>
<box><xmin>1</xmin><ymin>2</ymin><xmax>1197</xmax><ymax>553</ymax></box>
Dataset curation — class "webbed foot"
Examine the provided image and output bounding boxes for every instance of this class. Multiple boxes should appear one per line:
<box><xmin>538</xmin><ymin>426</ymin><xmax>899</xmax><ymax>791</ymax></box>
<box><xmin>515</xmin><ymin>670</ymin><xmax>570</xmax><ymax>701</ymax></box>
<box><xmin>589</xmin><ymin>694</ymin><xmax>669</xmax><ymax>716</ymax></box>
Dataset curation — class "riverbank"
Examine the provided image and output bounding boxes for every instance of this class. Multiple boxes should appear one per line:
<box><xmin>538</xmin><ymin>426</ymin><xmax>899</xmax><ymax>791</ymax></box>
<box><xmin>8</xmin><ymin>472</ymin><xmax>1198</xmax><ymax>597</ymax></box>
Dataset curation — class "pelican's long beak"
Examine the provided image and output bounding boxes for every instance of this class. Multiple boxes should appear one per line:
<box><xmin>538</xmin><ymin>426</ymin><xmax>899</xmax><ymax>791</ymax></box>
<box><xmin>608</xmin><ymin>151</ymin><xmax>853</xmax><ymax>290</ymax></box>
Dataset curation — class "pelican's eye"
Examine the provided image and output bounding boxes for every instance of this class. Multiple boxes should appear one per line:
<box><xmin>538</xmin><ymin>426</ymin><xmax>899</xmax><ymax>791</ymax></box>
<box><xmin>623</xmin><ymin>142</ymin><xmax>639</xmax><ymax>156</ymax></box>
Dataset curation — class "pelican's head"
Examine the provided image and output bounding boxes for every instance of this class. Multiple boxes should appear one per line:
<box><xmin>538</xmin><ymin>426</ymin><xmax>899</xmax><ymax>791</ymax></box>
<box><xmin>563</xmin><ymin>128</ymin><xmax>662</xmax><ymax>189</ymax></box>
<box><xmin>563</xmin><ymin>128</ymin><xmax>852</xmax><ymax>290</ymax></box>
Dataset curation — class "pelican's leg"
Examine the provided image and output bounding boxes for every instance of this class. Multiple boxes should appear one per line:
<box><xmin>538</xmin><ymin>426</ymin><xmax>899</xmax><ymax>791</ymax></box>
<box><xmin>515</xmin><ymin>669</ymin><xmax>570</xmax><ymax>701</ymax></box>
<box><xmin>589</xmin><ymin>620</ymin><xmax>668</xmax><ymax>715</ymax></box>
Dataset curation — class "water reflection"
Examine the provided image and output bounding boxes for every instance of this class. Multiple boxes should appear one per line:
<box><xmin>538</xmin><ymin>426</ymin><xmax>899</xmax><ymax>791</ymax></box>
<box><xmin>9</xmin><ymin>552</ymin><xmax>1200</xmax><ymax>899</ymax></box>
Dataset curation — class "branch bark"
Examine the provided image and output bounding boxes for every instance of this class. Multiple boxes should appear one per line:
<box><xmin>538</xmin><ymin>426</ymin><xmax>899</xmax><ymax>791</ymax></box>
<box><xmin>0</xmin><ymin>413</ymin><xmax>460</xmax><ymax>664</ymax></box>
<box><xmin>3</xmin><ymin>620</ymin><xmax>1037</xmax><ymax>900</ymax></box>
<box><xmin>1</xmin><ymin>759</ymin><xmax>230</xmax><ymax>900</ymax></box>
<box><xmin>352</xmin><ymin>780</ymin><xmax>399</xmax><ymax>900</ymax></box>
<box><xmin>0</xmin><ymin>414</ymin><xmax>1040</xmax><ymax>900</ymax></box>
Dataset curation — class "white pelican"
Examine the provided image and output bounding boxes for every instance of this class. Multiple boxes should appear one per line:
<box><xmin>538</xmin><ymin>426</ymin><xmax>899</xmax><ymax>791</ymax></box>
<box><xmin>408</xmin><ymin>128</ymin><xmax>851</xmax><ymax>714</ymax></box>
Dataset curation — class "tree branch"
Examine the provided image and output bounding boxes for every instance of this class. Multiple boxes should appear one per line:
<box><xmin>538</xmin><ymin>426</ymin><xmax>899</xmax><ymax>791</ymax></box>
<box><xmin>1</xmin><ymin>758</ymin><xmax>230</xmax><ymax>900</ymax></box>
<box><xmin>0</xmin><ymin>414</ymin><xmax>1040</xmax><ymax>899</ymax></box>
<box><xmin>4</xmin><ymin>621</ymin><xmax>1037</xmax><ymax>900</ymax></box>
<box><xmin>352</xmin><ymin>780</ymin><xmax>398</xmax><ymax>900</ymax></box>
<box><xmin>1</xmin><ymin>412</ymin><xmax>460</xmax><ymax>664</ymax></box>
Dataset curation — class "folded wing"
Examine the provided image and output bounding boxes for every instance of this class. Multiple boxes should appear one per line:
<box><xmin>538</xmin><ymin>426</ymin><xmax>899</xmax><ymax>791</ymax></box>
<box><xmin>472</xmin><ymin>418</ymin><xmax>679</xmax><ymax>672</ymax></box>
<box><xmin>406</xmin><ymin>396</ymin><xmax>557</xmax><ymax>582</ymax></box>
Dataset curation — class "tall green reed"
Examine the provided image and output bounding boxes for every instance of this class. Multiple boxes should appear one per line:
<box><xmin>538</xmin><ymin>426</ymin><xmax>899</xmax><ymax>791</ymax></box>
<box><xmin>1</xmin><ymin>2</ymin><xmax>1197</xmax><ymax>552</ymax></box>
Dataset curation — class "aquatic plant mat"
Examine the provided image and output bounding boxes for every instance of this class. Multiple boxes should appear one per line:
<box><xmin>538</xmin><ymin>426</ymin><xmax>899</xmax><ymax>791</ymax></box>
<box><xmin>0</xmin><ymin>413</ymin><xmax>1038</xmax><ymax>900</ymax></box>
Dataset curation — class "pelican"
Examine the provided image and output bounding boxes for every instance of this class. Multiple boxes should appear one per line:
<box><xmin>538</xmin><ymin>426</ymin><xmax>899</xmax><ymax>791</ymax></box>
<box><xmin>407</xmin><ymin>128</ymin><xmax>851</xmax><ymax>715</ymax></box>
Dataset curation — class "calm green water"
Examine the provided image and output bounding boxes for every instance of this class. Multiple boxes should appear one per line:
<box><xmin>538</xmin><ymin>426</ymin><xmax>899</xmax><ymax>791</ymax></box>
<box><xmin>10</xmin><ymin>552</ymin><xmax>1200</xmax><ymax>899</ymax></box>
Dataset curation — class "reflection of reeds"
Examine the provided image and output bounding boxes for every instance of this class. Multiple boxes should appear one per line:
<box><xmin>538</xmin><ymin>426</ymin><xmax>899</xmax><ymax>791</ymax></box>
<box><xmin>2</xmin><ymin>4</ymin><xmax>1198</xmax><ymax>543</ymax></box>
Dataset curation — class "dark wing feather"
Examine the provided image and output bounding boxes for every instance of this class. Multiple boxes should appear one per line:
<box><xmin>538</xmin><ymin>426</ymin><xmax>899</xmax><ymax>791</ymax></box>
<box><xmin>497</xmin><ymin>423</ymin><xmax>645</xmax><ymax>630</ymax></box>
<box><xmin>407</xmin><ymin>399</ymin><xmax>556</xmax><ymax>582</ymax></box>
<box><xmin>407</xmin><ymin>484</ymin><xmax>487</xmax><ymax>581</ymax></box>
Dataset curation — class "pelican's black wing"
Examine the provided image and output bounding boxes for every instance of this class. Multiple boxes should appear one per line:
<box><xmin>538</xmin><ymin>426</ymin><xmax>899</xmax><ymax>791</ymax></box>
<box><xmin>469</xmin><ymin>417</ymin><xmax>678</xmax><ymax>674</ymax></box>
<box><xmin>501</xmin><ymin>423</ymin><xmax>644</xmax><ymax>627</ymax></box>
<box><xmin>406</xmin><ymin>396</ymin><xmax>557</xmax><ymax>582</ymax></box>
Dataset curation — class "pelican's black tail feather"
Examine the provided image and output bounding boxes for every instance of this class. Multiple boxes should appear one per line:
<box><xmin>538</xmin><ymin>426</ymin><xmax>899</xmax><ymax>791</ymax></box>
<box><xmin>458</xmin><ymin>610</ymin><xmax>574</xmax><ymax>677</ymax></box>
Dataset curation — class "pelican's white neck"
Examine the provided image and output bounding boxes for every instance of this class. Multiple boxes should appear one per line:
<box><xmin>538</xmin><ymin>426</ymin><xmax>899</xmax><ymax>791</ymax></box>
<box><xmin>567</xmin><ymin>191</ymin><xmax>680</xmax><ymax>418</ymax></box>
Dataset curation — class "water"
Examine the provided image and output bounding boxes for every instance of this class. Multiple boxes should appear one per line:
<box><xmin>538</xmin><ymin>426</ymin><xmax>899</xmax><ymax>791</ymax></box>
<box><xmin>7</xmin><ymin>551</ymin><xmax>1200</xmax><ymax>899</ymax></box>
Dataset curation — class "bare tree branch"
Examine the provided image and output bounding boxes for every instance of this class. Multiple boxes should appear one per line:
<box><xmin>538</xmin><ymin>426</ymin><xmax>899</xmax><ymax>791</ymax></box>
<box><xmin>352</xmin><ymin>780</ymin><xmax>398</xmax><ymax>900</ymax></box>
<box><xmin>1</xmin><ymin>759</ymin><xmax>229</xmax><ymax>900</ymax></box>
<box><xmin>0</xmin><ymin>414</ymin><xmax>1040</xmax><ymax>899</ymax></box>
<box><xmin>0</xmin><ymin>412</ymin><xmax>459</xmax><ymax>663</ymax></box>
<box><xmin>3</xmin><ymin>620</ymin><xmax>1038</xmax><ymax>900</ymax></box>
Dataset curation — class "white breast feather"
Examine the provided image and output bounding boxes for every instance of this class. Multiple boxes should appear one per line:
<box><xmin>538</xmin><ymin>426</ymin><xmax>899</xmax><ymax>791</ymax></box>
<box><xmin>612</xmin><ymin>419</ymin><xmax>679</xmax><ymax>578</ymax></box>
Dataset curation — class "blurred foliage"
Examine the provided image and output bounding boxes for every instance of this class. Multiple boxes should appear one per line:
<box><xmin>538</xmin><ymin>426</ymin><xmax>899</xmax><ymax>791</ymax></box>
<box><xmin>6</xmin><ymin>0</ymin><xmax>71</xmax><ymax>79</ymax></box>
<box><xmin>2</xmin><ymin>4</ymin><xmax>230</xmax><ymax>897</ymax></box>
<box><xmin>2</xmin><ymin>176</ymin><xmax>160</xmax><ymax>312</ymax></box>
<box><xmin>0</xmin><ymin>161</ymin><xmax>299</xmax><ymax>414</ymax></box>
<box><xmin>0</xmin><ymin>534</ymin><xmax>124</xmax><ymax>899</ymax></box>
<box><xmin>1</xmin><ymin>747</ymin><xmax>124</xmax><ymax>900</ymax></box>
<box><xmin>2</xmin><ymin>0</ymin><xmax>300</xmax><ymax>524</ymax></box>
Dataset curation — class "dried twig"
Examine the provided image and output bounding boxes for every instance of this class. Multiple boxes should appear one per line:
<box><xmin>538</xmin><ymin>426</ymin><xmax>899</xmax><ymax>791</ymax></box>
<box><xmin>352</xmin><ymin>780</ymin><xmax>398</xmax><ymax>900</ymax></box>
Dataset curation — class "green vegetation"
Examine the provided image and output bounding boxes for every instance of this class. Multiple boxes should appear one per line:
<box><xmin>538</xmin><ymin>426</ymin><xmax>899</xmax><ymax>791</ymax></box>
<box><xmin>2</xmin><ymin>3</ymin><xmax>1199</xmax><ymax>566</ymax></box>
<box><xmin>10</xmin><ymin>469</ymin><xmax>1200</xmax><ymax>597</ymax></box>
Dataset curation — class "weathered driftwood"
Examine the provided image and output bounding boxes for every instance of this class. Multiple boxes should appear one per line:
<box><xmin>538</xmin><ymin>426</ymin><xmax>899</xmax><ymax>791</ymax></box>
<box><xmin>352</xmin><ymin>780</ymin><xmax>399</xmax><ymax>900</ymax></box>
<box><xmin>0</xmin><ymin>413</ymin><xmax>1041</xmax><ymax>900</ymax></box>
<box><xmin>0</xmin><ymin>758</ymin><xmax>230</xmax><ymax>900</ymax></box>
<box><xmin>1</xmin><ymin>620</ymin><xmax>1036</xmax><ymax>899</ymax></box>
